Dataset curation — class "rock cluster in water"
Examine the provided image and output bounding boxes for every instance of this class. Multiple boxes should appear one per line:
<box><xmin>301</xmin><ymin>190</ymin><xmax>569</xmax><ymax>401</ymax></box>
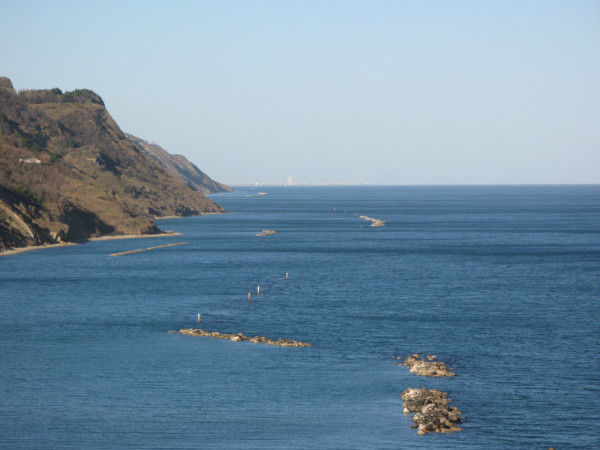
<box><xmin>256</xmin><ymin>229</ymin><xmax>277</xmax><ymax>236</ymax></box>
<box><xmin>359</xmin><ymin>215</ymin><xmax>386</xmax><ymax>227</ymax></box>
<box><xmin>398</xmin><ymin>353</ymin><xmax>462</xmax><ymax>435</ymax></box>
<box><xmin>398</xmin><ymin>353</ymin><xmax>456</xmax><ymax>377</ymax></box>
<box><xmin>178</xmin><ymin>328</ymin><xmax>310</xmax><ymax>347</ymax></box>
<box><xmin>401</xmin><ymin>387</ymin><xmax>462</xmax><ymax>435</ymax></box>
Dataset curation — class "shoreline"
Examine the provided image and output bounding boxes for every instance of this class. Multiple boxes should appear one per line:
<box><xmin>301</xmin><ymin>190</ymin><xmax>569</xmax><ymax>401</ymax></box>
<box><xmin>88</xmin><ymin>230</ymin><xmax>183</xmax><ymax>241</ymax></box>
<box><xmin>155</xmin><ymin>212</ymin><xmax>222</xmax><ymax>220</ymax></box>
<box><xmin>0</xmin><ymin>230</ymin><xmax>183</xmax><ymax>257</ymax></box>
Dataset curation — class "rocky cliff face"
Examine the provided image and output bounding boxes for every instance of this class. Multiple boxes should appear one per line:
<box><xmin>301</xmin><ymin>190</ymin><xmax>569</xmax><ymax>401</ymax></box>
<box><xmin>0</xmin><ymin>77</ymin><xmax>227</xmax><ymax>252</ymax></box>
<box><xmin>125</xmin><ymin>133</ymin><xmax>231</xmax><ymax>194</ymax></box>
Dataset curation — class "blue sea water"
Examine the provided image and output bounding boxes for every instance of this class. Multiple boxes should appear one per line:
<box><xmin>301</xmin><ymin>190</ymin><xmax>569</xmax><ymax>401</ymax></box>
<box><xmin>1</xmin><ymin>185</ymin><xmax>599</xmax><ymax>449</ymax></box>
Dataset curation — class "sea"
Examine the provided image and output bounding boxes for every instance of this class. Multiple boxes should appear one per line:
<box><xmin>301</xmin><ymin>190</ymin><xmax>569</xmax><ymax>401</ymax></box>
<box><xmin>1</xmin><ymin>185</ymin><xmax>599</xmax><ymax>449</ymax></box>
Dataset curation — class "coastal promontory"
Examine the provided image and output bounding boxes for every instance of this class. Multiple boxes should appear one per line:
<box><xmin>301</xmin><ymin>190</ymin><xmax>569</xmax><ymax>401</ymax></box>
<box><xmin>0</xmin><ymin>77</ymin><xmax>228</xmax><ymax>253</ymax></box>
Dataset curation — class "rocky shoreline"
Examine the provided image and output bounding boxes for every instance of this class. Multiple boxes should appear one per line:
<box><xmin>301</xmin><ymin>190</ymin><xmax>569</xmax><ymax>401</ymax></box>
<box><xmin>398</xmin><ymin>353</ymin><xmax>456</xmax><ymax>377</ymax></box>
<box><xmin>401</xmin><ymin>387</ymin><xmax>462</xmax><ymax>435</ymax></box>
<box><xmin>177</xmin><ymin>328</ymin><xmax>311</xmax><ymax>347</ymax></box>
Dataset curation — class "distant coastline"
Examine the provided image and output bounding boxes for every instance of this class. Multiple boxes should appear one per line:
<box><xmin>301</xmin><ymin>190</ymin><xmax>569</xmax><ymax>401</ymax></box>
<box><xmin>227</xmin><ymin>183</ymin><xmax>600</xmax><ymax>187</ymax></box>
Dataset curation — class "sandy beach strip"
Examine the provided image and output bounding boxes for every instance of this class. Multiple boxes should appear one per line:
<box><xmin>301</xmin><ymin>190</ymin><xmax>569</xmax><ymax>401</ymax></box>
<box><xmin>0</xmin><ymin>242</ymin><xmax>78</xmax><ymax>257</ymax></box>
<box><xmin>0</xmin><ymin>231</ymin><xmax>183</xmax><ymax>257</ymax></box>
<box><xmin>88</xmin><ymin>231</ymin><xmax>183</xmax><ymax>241</ymax></box>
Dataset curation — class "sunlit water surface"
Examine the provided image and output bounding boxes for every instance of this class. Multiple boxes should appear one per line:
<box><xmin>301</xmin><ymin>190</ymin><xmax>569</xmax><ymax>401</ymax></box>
<box><xmin>1</xmin><ymin>185</ymin><xmax>599</xmax><ymax>448</ymax></box>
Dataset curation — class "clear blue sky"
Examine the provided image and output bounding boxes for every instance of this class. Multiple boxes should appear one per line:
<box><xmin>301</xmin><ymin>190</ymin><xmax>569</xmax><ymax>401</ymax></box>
<box><xmin>2</xmin><ymin>0</ymin><xmax>599</xmax><ymax>185</ymax></box>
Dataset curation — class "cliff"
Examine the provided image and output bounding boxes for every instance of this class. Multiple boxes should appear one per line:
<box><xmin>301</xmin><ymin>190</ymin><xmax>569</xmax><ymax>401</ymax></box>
<box><xmin>125</xmin><ymin>133</ymin><xmax>231</xmax><ymax>194</ymax></box>
<box><xmin>0</xmin><ymin>76</ymin><xmax>227</xmax><ymax>252</ymax></box>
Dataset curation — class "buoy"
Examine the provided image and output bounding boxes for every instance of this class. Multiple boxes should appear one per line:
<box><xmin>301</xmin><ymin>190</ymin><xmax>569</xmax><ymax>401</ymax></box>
<box><xmin>248</xmin><ymin>292</ymin><xmax>251</xmax><ymax>302</ymax></box>
<box><xmin>285</xmin><ymin>272</ymin><xmax>289</xmax><ymax>280</ymax></box>
<box><xmin>257</xmin><ymin>285</ymin><xmax>261</xmax><ymax>295</ymax></box>
<box><xmin>197</xmin><ymin>313</ymin><xmax>201</xmax><ymax>323</ymax></box>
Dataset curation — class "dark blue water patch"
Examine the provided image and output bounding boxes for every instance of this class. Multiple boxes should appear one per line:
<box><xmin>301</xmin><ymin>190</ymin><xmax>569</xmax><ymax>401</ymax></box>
<box><xmin>1</xmin><ymin>185</ymin><xmax>599</xmax><ymax>448</ymax></box>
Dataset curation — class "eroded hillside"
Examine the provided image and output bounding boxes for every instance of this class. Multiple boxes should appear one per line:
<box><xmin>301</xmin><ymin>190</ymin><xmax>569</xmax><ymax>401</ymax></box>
<box><xmin>126</xmin><ymin>133</ymin><xmax>232</xmax><ymax>195</ymax></box>
<box><xmin>0</xmin><ymin>77</ymin><xmax>226</xmax><ymax>252</ymax></box>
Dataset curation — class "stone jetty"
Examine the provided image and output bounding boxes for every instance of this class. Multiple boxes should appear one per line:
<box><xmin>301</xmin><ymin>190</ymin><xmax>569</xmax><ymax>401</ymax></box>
<box><xmin>110</xmin><ymin>241</ymin><xmax>189</xmax><ymax>256</ymax></box>
<box><xmin>178</xmin><ymin>328</ymin><xmax>311</xmax><ymax>347</ymax></box>
<box><xmin>398</xmin><ymin>354</ymin><xmax>456</xmax><ymax>377</ymax></box>
<box><xmin>256</xmin><ymin>229</ymin><xmax>277</xmax><ymax>236</ymax></box>
<box><xmin>401</xmin><ymin>387</ymin><xmax>462</xmax><ymax>435</ymax></box>
<box><xmin>397</xmin><ymin>354</ymin><xmax>461</xmax><ymax>435</ymax></box>
<box><xmin>359</xmin><ymin>215</ymin><xmax>386</xmax><ymax>227</ymax></box>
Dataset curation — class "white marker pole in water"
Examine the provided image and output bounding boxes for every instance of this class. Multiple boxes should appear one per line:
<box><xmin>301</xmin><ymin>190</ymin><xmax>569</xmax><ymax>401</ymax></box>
<box><xmin>285</xmin><ymin>272</ymin><xmax>289</xmax><ymax>280</ymax></box>
<box><xmin>197</xmin><ymin>314</ymin><xmax>201</xmax><ymax>323</ymax></box>
<box><xmin>257</xmin><ymin>285</ymin><xmax>261</xmax><ymax>296</ymax></box>
<box><xmin>248</xmin><ymin>292</ymin><xmax>251</xmax><ymax>302</ymax></box>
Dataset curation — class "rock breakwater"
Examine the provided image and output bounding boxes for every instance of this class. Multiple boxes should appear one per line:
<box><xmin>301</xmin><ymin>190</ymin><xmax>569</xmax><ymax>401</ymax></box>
<box><xmin>401</xmin><ymin>387</ymin><xmax>462</xmax><ymax>435</ymax></box>
<box><xmin>398</xmin><ymin>354</ymin><xmax>456</xmax><ymax>377</ymax></box>
<box><xmin>359</xmin><ymin>215</ymin><xmax>386</xmax><ymax>227</ymax></box>
<box><xmin>256</xmin><ymin>229</ymin><xmax>277</xmax><ymax>236</ymax></box>
<box><xmin>178</xmin><ymin>328</ymin><xmax>310</xmax><ymax>347</ymax></box>
<box><xmin>109</xmin><ymin>241</ymin><xmax>189</xmax><ymax>256</ymax></box>
<box><xmin>398</xmin><ymin>354</ymin><xmax>461</xmax><ymax>435</ymax></box>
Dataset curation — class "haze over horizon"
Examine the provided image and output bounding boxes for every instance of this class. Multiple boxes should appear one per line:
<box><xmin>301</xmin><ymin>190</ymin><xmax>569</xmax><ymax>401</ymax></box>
<box><xmin>2</xmin><ymin>0</ymin><xmax>599</xmax><ymax>186</ymax></box>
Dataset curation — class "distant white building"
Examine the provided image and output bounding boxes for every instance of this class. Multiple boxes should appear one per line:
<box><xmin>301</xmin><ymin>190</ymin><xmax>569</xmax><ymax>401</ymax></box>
<box><xmin>19</xmin><ymin>157</ymin><xmax>41</xmax><ymax>164</ymax></box>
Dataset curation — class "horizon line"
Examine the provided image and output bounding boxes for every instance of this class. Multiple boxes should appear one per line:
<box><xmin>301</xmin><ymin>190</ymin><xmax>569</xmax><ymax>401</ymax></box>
<box><xmin>224</xmin><ymin>182</ymin><xmax>600</xmax><ymax>187</ymax></box>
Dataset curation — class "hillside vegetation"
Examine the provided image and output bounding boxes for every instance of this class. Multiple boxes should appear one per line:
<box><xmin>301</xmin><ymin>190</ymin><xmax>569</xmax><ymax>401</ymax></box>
<box><xmin>0</xmin><ymin>77</ymin><xmax>227</xmax><ymax>252</ymax></box>
<box><xmin>126</xmin><ymin>133</ymin><xmax>231</xmax><ymax>194</ymax></box>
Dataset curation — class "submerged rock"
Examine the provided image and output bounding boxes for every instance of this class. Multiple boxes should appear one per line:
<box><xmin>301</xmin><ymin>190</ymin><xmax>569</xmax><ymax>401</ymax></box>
<box><xmin>178</xmin><ymin>328</ymin><xmax>311</xmax><ymax>347</ymax></box>
<box><xmin>401</xmin><ymin>387</ymin><xmax>462</xmax><ymax>435</ymax></box>
<box><xmin>398</xmin><ymin>354</ymin><xmax>456</xmax><ymax>377</ymax></box>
